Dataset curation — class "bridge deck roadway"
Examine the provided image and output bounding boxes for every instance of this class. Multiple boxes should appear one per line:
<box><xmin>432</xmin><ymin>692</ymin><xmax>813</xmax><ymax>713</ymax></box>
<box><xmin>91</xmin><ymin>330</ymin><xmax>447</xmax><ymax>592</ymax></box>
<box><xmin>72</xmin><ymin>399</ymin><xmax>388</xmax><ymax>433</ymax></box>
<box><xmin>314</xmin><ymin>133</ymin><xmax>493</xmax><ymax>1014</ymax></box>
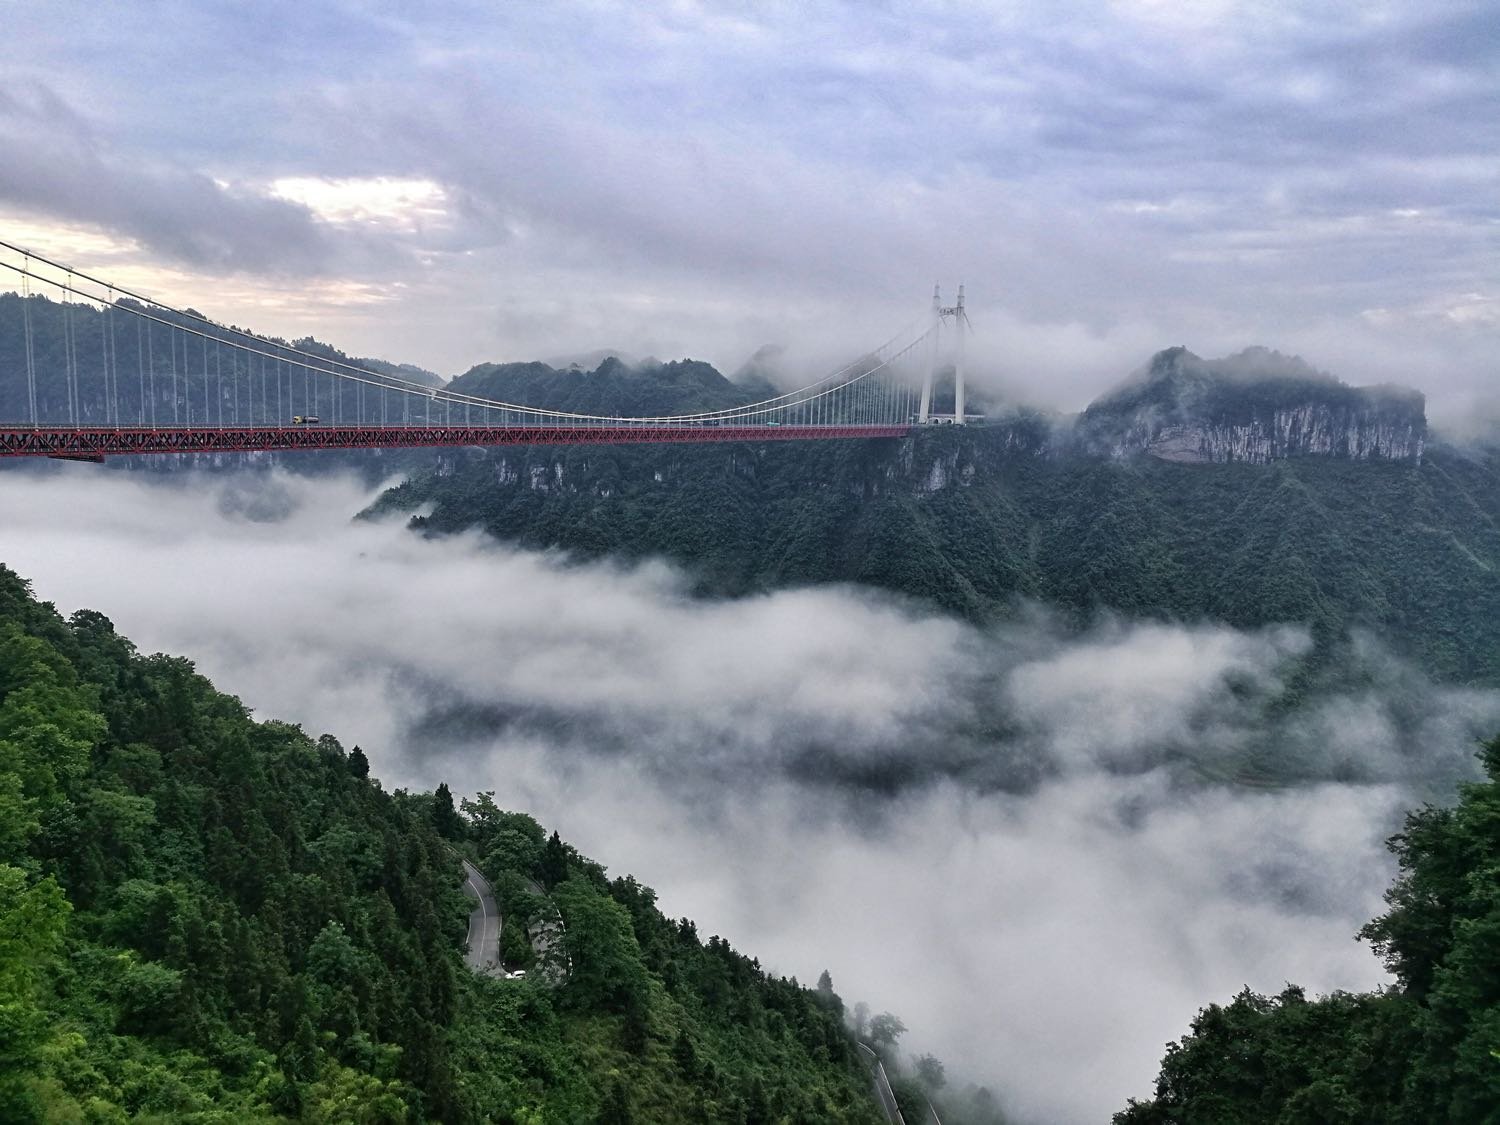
<box><xmin>0</xmin><ymin>423</ymin><xmax>910</xmax><ymax>460</ymax></box>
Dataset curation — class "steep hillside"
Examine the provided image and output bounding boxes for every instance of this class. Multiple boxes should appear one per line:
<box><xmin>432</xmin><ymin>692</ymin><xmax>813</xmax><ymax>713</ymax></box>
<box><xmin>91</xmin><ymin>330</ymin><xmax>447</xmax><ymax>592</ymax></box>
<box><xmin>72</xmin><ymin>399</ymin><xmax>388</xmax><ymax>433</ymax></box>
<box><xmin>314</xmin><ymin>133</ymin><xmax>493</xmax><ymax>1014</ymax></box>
<box><xmin>0</xmin><ymin>563</ymin><xmax>886</xmax><ymax>1123</ymax></box>
<box><xmin>1118</xmin><ymin>736</ymin><xmax>1500</xmax><ymax>1123</ymax></box>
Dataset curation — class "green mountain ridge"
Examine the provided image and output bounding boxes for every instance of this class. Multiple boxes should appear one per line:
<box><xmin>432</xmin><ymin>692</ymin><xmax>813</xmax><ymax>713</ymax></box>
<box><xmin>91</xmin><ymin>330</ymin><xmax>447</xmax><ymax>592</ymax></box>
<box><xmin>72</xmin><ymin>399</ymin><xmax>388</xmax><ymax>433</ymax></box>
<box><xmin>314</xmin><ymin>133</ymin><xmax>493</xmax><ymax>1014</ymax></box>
<box><xmin>0</xmin><ymin>562</ymin><xmax>934</xmax><ymax>1123</ymax></box>
<box><xmin>372</xmin><ymin>423</ymin><xmax>1500</xmax><ymax>685</ymax></box>
<box><xmin>0</xmin><ymin>292</ymin><xmax>444</xmax><ymax>428</ymax></box>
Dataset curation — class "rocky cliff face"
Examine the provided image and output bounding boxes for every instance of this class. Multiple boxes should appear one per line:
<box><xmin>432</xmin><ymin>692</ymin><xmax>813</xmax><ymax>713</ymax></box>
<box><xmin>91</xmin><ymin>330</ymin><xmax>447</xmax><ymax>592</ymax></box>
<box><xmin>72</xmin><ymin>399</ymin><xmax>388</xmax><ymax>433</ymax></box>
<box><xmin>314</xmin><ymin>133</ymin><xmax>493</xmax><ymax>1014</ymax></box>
<box><xmin>1075</xmin><ymin>346</ymin><xmax>1426</xmax><ymax>464</ymax></box>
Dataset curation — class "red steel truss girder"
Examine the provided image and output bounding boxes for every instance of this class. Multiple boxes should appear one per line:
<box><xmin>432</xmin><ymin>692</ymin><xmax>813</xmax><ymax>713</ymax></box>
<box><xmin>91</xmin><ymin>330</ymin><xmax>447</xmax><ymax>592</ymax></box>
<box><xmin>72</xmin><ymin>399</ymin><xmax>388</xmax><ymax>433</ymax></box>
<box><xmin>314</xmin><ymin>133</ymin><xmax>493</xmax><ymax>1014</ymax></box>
<box><xmin>0</xmin><ymin>424</ymin><xmax>911</xmax><ymax>459</ymax></box>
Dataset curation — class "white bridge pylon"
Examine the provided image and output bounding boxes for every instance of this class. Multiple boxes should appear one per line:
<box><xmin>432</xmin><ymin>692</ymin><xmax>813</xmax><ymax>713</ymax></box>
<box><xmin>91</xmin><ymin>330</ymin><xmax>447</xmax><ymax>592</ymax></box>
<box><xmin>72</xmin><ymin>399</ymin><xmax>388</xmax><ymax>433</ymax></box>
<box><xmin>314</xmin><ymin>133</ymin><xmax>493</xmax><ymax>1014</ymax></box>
<box><xmin>917</xmin><ymin>282</ymin><xmax>971</xmax><ymax>425</ymax></box>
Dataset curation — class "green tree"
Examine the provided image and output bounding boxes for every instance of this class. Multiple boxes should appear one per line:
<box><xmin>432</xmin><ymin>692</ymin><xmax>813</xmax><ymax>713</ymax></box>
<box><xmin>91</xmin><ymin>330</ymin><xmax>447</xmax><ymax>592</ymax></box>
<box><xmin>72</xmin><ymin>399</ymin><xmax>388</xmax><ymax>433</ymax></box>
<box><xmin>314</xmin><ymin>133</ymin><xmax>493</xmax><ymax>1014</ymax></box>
<box><xmin>431</xmin><ymin>782</ymin><xmax>463</xmax><ymax>840</ymax></box>
<box><xmin>915</xmin><ymin>1053</ymin><xmax>946</xmax><ymax>1090</ymax></box>
<box><xmin>598</xmin><ymin>1075</ymin><xmax>633</xmax><ymax>1124</ymax></box>
<box><xmin>869</xmin><ymin>1012</ymin><xmax>906</xmax><ymax>1050</ymax></box>
<box><xmin>0</xmin><ymin>867</ymin><xmax>68</xmax><ymax>1120</ymax></box>
<box><xmin>540</xmin><ymin>829</ymin><xmax>569</xmax><ymax>889</ymax></box>
<box><xmin>553</xmin><ymin>878</ymin><xmax>650</xmax><ymax>1016</ymax></box>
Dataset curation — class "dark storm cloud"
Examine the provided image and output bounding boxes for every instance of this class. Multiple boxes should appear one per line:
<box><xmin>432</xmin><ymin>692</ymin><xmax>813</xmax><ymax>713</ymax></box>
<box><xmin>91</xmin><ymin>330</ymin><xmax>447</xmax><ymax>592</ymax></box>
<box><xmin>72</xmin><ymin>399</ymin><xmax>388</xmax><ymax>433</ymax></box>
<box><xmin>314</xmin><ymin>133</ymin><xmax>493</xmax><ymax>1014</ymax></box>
<box><xmin>0</xmin><ymin>80</ymin><xmax>382</xmax><ymax>276</ymax></box>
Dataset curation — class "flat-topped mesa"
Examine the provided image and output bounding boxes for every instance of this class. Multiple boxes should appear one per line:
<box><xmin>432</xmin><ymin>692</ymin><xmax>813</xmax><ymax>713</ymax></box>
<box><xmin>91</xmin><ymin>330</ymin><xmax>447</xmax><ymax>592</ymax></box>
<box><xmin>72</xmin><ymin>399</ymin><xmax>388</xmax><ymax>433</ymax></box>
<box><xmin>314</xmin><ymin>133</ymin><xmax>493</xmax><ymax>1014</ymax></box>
<box><xmin>1074</xmin><ymin>346</ymin><xmax>1427</xmax><ymax>464</ymax></box>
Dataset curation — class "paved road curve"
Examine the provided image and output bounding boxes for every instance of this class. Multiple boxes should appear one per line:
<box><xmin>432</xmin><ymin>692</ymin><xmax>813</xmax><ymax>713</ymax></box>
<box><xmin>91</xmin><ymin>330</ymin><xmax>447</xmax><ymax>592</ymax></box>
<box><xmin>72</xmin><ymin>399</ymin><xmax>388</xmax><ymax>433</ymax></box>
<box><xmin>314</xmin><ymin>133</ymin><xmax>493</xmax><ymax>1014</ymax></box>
<box><xmin>859</xmin><ymin>1043</ymin><xmax>907</xmax><ymax>1125</ymax></box>
<box><xmin>461</xmin><ymin>858</ymin><xmax>502</xmax><ymax>975</ymax></box>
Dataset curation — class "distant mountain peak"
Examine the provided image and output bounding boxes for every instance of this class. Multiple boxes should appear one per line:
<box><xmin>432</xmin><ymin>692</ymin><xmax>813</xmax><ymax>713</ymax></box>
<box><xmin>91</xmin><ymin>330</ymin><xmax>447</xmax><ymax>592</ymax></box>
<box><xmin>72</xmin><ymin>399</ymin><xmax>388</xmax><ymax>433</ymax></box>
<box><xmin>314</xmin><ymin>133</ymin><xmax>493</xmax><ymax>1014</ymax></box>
<box><xmin>730</xmin><ymin>342</ymin><xmax>788</xmax><ymax>388</ymax></box>
<box><xmin>541</xmin><ymin>348</ymin><xmax>644</xmax><ymax>372</ymax></box>
<box><xmin>1128</xmin><ymin>345</ymin><xmax>1331</xmax><ymax>393</ymax></box>
<box><xmin>1081</xmin><ymin>346</ymin><xmax>1425</xmax><ymax>464</ymax></box>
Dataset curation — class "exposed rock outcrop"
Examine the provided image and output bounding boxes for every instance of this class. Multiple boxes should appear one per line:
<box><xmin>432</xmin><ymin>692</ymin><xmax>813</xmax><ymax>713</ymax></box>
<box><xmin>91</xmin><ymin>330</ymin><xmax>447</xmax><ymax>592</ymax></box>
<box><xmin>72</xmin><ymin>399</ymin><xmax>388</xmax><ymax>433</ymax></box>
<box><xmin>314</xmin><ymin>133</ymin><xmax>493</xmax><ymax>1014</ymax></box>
<box><xmin>1074</xmin><ymin>346</ymin><xmax>1426</xmax><ymax>464</ymax></box>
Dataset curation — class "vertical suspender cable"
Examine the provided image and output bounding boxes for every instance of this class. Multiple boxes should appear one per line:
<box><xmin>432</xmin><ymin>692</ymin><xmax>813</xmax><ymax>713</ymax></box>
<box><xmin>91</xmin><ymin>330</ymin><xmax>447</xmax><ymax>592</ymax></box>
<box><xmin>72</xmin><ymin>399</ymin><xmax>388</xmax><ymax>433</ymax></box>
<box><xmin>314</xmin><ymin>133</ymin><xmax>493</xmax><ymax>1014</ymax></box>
<box><xmin>107</xmin><ymin>288</ymin><xmax>120</xmax><ymax>426</ymax></box>
<box><xmin>186</xmin><ymin>330</ymin><xmax>195</xmax><ymax>426</ymax></box>
<box><xmin>99</xmin><ymin>289</ymin><xmax>112</xmax><ymax>425</ymax></box>
<box><xmin>20</xmin><ymin>262</ymin><xmax>37</xmax><ymax>427</ymax></box>
<box><xmin>136</xmin><ymin>316</ymin><xmax>145</xmax><ymax>425</ymax></box>
<box><xmin>171</xmin><ymin>322</ymin><xmax>181</xmax><ymax>424</ymax></box>
<box><xmin>62</xmin><ymin>280</ymin><xmax>76</xmax><ymax>426</ymax></box>
<box><xmin>146</xmin><ymin>316</ymin><xmax>156</xmax><ymax>427</ymax></box>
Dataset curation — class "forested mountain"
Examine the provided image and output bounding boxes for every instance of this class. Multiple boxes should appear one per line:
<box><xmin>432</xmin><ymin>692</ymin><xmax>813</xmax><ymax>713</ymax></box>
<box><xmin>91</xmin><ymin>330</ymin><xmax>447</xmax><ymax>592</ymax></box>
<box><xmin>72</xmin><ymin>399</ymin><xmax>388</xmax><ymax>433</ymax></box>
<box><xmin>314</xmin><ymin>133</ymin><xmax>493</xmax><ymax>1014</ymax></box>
<box><xmin>0</xmin><ymin>563</ymin><xmax>893</xmax><ymax>1122</ymax></box>
<box><xmin>449</xmin><ymin>356</ymin><xmax>766</xmax><ymax>419</ymax></box>
<box><xmin>371</xmin><ymin>416</ymin><xmax>1500</xmax><ymax>685</ymax></box>
<box><xmin>1117</xmin><ymin>736</ymin><xmax>1500</xmax><ymax>1123</ymax></box>
<box><xmin>0</xmin><ymin>292</ymin><xmax>441</xmax><ymax>429</ymax></box>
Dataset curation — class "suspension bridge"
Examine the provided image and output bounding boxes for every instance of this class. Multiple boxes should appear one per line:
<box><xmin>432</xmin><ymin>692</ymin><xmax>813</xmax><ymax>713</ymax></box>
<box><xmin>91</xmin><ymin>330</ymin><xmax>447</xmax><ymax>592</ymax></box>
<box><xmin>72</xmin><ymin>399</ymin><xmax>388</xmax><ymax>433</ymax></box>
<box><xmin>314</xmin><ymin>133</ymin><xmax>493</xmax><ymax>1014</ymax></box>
<box><xmin>0</xmin><ymin>241</ymin><xmax>973</xmax><ymax>462</ymax></box>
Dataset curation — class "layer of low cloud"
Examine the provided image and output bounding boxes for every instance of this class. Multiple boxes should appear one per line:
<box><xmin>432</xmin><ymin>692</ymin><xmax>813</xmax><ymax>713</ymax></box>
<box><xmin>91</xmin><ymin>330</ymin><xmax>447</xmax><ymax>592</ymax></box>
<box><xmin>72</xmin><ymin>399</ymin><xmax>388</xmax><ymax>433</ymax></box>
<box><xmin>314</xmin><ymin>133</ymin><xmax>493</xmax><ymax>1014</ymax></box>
<box><xmin>0</xmin><ymin>2</ymin><xmax>1495</xmax><ymax>408</ymax></box>
<box><xmin>1</xmin><ymin>467</ymin><xmax>1497</xmax><ymax>1120</ymax></box>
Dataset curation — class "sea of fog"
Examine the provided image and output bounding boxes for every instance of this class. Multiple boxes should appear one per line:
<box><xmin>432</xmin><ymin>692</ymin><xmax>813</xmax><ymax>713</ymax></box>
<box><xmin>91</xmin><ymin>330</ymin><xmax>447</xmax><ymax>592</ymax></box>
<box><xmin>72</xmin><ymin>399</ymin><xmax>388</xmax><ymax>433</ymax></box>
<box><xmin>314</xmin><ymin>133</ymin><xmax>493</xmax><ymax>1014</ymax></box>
<box><xmin>3</xmin><ymin>466</ymin><xmax>1497</xmax><ymax>1123</ymax></box>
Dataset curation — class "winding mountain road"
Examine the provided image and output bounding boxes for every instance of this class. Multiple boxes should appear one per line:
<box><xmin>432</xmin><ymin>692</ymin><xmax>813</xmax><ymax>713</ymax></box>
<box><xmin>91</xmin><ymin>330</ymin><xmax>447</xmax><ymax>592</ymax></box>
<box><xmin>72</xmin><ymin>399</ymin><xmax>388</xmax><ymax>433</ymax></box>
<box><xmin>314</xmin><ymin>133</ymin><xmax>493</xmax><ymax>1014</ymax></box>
<box><xmin>859</xmin><ymin>1043</ymin><xmax>907</xmax><ymax>1125</ymax></box>
<box><xmin>461</xmin><ymin>858</ymin><xmax>502</xmax><ymax>975</ymax></box>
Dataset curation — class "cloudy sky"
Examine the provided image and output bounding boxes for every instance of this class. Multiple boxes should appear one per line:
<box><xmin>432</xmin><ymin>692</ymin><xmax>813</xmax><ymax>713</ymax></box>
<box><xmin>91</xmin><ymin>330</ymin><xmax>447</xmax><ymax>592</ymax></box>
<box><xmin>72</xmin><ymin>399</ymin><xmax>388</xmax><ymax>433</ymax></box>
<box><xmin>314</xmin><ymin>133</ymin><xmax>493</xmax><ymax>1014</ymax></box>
<box><xmin>1</xmin><ymin>1</ymin><xmax>1496</xmax><ymax>410</ymax></box>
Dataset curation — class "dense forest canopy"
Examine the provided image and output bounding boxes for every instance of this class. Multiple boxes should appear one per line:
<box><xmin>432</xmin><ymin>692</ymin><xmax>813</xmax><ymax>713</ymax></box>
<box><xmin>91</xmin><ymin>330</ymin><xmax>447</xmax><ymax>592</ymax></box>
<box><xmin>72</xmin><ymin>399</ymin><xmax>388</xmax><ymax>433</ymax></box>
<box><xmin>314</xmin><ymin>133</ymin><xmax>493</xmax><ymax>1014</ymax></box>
<box><xmin>372</xmin><ymin>423</ymin><xmax>1500</xmax><ymax>686</ymax></box>
<box><xmin>0</xmin><ymin>561</ymin><xmax>920</xmax><ymax>1123</ymax></box>
<box><xmin>1118</xmin><ymin>736</ymin><xmax>1500</xmax><ymax>1122</ymax></box>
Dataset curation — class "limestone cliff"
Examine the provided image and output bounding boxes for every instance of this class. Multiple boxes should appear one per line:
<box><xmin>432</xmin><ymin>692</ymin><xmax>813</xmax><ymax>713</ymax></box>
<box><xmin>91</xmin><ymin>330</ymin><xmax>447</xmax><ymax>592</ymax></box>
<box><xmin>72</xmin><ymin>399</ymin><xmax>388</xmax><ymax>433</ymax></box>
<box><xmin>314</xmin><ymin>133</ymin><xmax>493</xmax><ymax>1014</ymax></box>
<box><xmin>1074</xmin><ymin>346</ymin><xmax>1426</xmax><ymax>464</ymax></box>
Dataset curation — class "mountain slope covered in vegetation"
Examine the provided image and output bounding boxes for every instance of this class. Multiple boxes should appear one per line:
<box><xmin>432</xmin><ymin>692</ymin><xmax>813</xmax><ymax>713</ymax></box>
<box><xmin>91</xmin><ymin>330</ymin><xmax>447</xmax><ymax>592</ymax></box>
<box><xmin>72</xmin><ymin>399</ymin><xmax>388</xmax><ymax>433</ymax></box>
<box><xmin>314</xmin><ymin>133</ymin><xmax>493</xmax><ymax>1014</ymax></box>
<box><xmin>0</xmin><ymin>562</ymin><xmax>887</xmax><ymax>1123</ymax></box>
<box><xmin>1118</xmin><ymin>736</ymin><xmax>1500</xmax><ymax>1123</ymax></box>
<box><xmin>372</xmin><ymin>422</ymin><xmax>1500</xmax><ymax>685</ymax></box>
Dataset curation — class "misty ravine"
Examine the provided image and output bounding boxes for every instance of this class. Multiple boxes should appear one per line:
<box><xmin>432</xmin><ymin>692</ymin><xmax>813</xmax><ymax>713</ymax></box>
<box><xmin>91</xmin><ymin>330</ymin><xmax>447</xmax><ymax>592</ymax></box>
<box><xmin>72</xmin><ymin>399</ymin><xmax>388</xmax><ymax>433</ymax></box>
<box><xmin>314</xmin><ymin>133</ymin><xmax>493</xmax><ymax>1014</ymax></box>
<box><xmin>3</xmin><ymin>468</ymin><xmax>1494</xmax><ymax>1122</ymax></box>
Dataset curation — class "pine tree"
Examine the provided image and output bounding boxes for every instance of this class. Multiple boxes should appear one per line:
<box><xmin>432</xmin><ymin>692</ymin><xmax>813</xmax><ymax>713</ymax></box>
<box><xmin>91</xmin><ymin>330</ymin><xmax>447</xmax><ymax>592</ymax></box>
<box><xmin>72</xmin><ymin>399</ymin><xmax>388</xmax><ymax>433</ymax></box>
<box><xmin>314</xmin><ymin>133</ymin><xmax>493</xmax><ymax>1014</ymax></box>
<box><xmin>541</xmin><ymin>830</ymin><xmax>568</xmax><ymax>889</ymax></box>
<box><xmin>431</xmin><ymin>782</ymin><xmax>463</xmax><ymax>840</ymax></box>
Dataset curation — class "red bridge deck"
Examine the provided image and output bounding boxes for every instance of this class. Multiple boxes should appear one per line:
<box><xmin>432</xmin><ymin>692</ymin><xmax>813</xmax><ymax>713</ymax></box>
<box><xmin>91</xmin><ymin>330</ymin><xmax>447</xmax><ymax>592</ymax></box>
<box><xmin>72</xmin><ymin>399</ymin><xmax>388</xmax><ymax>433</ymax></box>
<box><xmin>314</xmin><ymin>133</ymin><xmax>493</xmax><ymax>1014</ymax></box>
<box><xmin>0</xmin><ymin>423</ymin><xmax>912</xmax><ymax>461</ymax></box>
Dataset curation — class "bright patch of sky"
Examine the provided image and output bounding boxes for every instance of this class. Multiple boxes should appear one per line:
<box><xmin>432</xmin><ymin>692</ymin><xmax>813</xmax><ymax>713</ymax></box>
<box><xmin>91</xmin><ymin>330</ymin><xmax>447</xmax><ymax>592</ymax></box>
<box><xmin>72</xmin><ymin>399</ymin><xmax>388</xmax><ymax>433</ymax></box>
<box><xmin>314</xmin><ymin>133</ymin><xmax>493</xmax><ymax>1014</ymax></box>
<box><xmin>269</xmin><ymin>177</ymin><xmax>451</xmax><ymax>232</ymax></box>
